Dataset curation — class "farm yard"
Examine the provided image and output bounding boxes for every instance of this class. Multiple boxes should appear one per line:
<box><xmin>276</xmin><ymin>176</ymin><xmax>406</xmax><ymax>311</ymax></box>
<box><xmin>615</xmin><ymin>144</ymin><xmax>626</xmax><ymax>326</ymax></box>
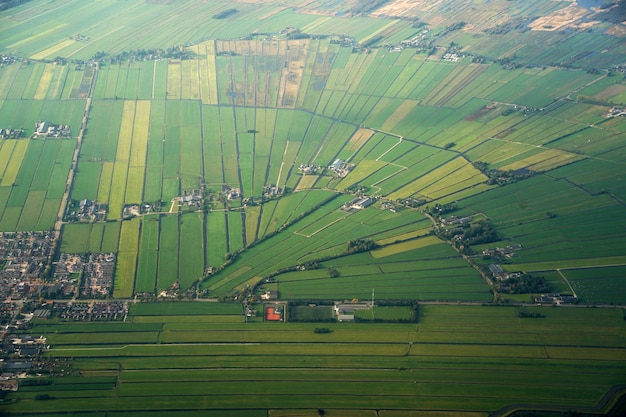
<box><xmin>1</xmin><ymin>0</ymin><xmax>626</xmax><ymax>415</ymax></box>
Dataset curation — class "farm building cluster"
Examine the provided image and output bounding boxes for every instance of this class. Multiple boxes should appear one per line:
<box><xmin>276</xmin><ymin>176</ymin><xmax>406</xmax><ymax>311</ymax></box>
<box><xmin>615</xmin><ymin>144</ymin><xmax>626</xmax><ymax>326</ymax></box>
<box><xmin>0</xmin><ymin>54</ymin><xmax>18</xmax><ymax>64</ymax></box>
<box><xmin>223</xmin><ymin>185</ymin><xmax>241</xmax><ymax>200</ymax></box>
<box><xmin>488</xmin><ymin>264</ymin><xmax>519</xmax><ymax>281</ymax></box>
<box><xmin>343</xmin><ymin>196</ymin><xmax>375</xmax><ymax>211</ymax></box>
<box><xmin>334</xmin><ymin>302</ymin><xmax>371</xmax><ymax>322</ymax></box>
<box><xmin>298</xmin><ymin>164</ymin><xmax>319</xmax><ymax>175</ymax></box>
<box><xmin>0</xmin><ymin>128</ymin><xmax>24</xmax><ymax>139</ymax></box>
<box><xmin>263</xmin><ymin>184</ymin><xmax>284</xmax><ymax>198</ymax></box>
<box><xmin>66</xmin><ymin>199</ymin><xmax>108</xmax><ymax>222</ymax></box>
<box><xmin>328</xmin><ymin>158</ymin><xmax>354</xmax><ymax>177</ymax></box>
<box><xmin>483</xmin><ymin>244</ymin><xmax>522</xmax><ymax>260</ymax></box>
<box><xmin>380</xmin><ymin>201</ymin><xmax>398</xmax><ymax>212</ymax></box>
<box><xmin>1</xmin><ymin>334</ymin><xmax>49</xmax><ymax>391</ymax></box>
<box><xmin>176</xmin><ymin>189</ymin><xmax>203</xmax><ymax>208</ymax></box>
<box><xmin>54</xmin><ymin>253</ymin><xmax>116</xmax><ymax>297</ymax></box>
<box><xmin>442</xmin><ymin>53</ymin><xmax>462</xmax><ymax>62</ymax></box>
<box><xmin>440</xmin><ymin>215</ymin><xmax>472</xmax><ymax>227</ymax></box>
<box><xmin>32</xmin><ymin>121</ymin><xmax>71</xmax><ymax>138</ymax></box>
<box><xmin>534</xmin><ymin>294</ymin><xmax>578</xmax><ymax>305</ymax></box>
<box><xmin>260</xmin><ymin>290</ymin><xmax>278</xmax><ymax>300</ymax></box>
<box><xmin>607</xmin><ymin>107</ymin><xmax>625</xmax><ymax>117</ymax></box>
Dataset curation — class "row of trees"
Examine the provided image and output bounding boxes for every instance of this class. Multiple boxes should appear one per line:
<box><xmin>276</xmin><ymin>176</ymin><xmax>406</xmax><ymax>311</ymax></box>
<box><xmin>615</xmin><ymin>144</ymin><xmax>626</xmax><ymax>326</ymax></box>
<box><xmin>91</xmin><ymin>46</ymin><xmax>194</xmax><ymax>64</ymax></box>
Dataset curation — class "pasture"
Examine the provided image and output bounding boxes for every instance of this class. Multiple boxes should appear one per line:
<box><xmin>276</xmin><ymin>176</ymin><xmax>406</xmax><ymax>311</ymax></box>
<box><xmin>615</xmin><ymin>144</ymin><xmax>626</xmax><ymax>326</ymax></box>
<box><xmin>3</xmin><ymin>304</ymin><xmax>624</xmax><ymax>415</ymax></box>
<box><xmin>0</xmin><ymin>28</ymin><xmax>624</xmax><ymax>304</ymax></box>
<box><xmin>1</xmin><ymin>1</ymin><xmax>626</xmax><ymax>414</ymax></box>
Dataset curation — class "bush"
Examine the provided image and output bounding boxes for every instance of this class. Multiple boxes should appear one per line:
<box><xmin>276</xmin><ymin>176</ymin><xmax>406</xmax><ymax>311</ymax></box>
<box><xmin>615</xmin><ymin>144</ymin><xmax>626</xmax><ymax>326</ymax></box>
<box><xmin>213</xmin><ymin>8</ymin><xmax>237</xmax><ymax>19</ymax></box>
<box><xmin>314</xmin><ymin>327</ymin><xmax>332</xmax><ymax>334</ymax></box>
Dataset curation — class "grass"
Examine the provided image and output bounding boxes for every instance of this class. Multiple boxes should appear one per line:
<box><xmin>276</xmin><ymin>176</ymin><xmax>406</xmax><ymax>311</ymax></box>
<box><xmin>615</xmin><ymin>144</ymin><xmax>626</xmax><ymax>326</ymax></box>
<box><xmin>130</xmin><ymin>302</ymin><xmax>242</xmax><ymax>316</ymax></box>
<box><xmin>1</xmin><ymin>3</ymin><xmax>626</xmax><ymax>413</ymax></box>
<box><xmin>370</xmin><ymin>235</ymin><xmax>445</xmax><ymax>258</ymax></box>
<box><xmin>9</xmin><ymin>305</ymin><xmax>625</xmax><ymax>415</ymax></box>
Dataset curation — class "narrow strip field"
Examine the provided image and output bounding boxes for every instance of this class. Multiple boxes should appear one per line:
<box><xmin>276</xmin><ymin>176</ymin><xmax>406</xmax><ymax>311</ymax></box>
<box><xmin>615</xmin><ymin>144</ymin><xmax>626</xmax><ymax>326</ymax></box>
<box><xmin>5</xmin><ymin>305</ymin><xmax>623</xmax><ymax>416</ymax></box>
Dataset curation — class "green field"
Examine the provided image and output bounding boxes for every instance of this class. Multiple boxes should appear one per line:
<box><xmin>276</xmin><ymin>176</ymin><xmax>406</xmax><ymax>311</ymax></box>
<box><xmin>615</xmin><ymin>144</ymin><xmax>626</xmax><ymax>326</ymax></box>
<box><xmin>2</xmin><ymin>305</ymin><xmax>624</xmax><ymax>416</ymax></box>
<box><xmin>1</xmin><ymin>0</ymin><xmax>626</xmax><ymax>415</ymax></box>
<box><xmin>1</xmin><ymin>0</ymin><xmax>624</xmax><ymax>303</ymax></box>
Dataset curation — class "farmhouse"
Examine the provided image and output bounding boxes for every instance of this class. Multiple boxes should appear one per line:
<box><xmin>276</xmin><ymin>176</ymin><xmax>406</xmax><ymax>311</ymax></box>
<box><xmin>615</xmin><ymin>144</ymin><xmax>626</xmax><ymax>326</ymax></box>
<box><xmin>0</xmin><ymin>379</ymin><xmax>18</xmax><ymax>392</ymax></box>
<box><xmin>440</xmin><ymin>215</ymin><xmax>471</xmax><ymax>227</ymax></box>
<box><xmin>298</xmin><ymin>164</ymin><xmax>319</xmax><ymax>175</ymax></box>
<box><xmin>442</xmin><ymin>53</ymin><xmax>461</xmax><ymax>62</ymax></box>
<box><xmin>263</xmin><ymin>184</ymin><xmax>283</xmax><ymax>197</ymax></box>
<box><xmin>488</xmin><ymin>264</ymin><xmax>505</xmax><ymax>280</ymax></box>
<box><xmin>607</xmin><ymin>107</ymin><xmax>625</xmax><ymax>117</ymax></box>
<box><xmin>344</xmin><ymin>196</ymin><xmax>375</xmax><ymax>211</ymax></box>
<box><xmin>178</xmin><ymin>189</ymin><xmax>202</xmax><ymax>207</ymax></box>
<box><xmin>33</xmin><ymin>121</ymin><xmax>71</xmax><ymax>138</ymax></box>
<box><xmin>123</xmin><ymin>205</ymin><xmax>141</xmax><ymax>219</ymax></box>
<box><xmin>333</xmin><ymin>302</ymin><xmax>371</xmax><ymax>322</ymax></box>
<box><xmin>534</xmin><ymin>293</ymin><xmax>578</xmax><ymax>305</ymax></box>
<box><xmin>482</xmin><ymin>244</ymin><xmax>522</xmax><ymax>259</ymax></box>
<box><xmin>328</xmin><ymin>158</ymin><xmax>354</xmax><ymax>177</ymax></box>
<box><xmin>261</xmin><ymin>290</ymin><xmax>278</xmax><ymax>300</ymax></box>
<box><xmin>223</xmin><ymin>186</ymin><xmax>241</xmax><ymax>200</ymax></box>
<box><xmin>0</xmin><ymin>128</ymin><xmax>24</xmax><ymax>139</ymax></box>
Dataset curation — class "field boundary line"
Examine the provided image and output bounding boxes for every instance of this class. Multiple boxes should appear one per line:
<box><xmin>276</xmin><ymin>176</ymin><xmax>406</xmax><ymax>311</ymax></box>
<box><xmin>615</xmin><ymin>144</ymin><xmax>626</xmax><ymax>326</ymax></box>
<box><xmin>66</xmin><ymin>26</ymin><xmax>125</xmax><ymax>58</ymax></box>
<box><xmin>294</xmin><ymin>213</ymin><xmax>351</xmax><ymax>238</ymax></box>
<box><xmin>375</xmin><ymin>136</ymin><xmax>403</xmax><ymax>161</ymax></box>
<box><xmin>556</xmin><ymin>268</ymin><xmax>577</xmax><ymax>298</ymax></box>
<box><xmin>53</xmin><ymin>342</ymin><xmax>263</xmax><ymax>351</ymax></box>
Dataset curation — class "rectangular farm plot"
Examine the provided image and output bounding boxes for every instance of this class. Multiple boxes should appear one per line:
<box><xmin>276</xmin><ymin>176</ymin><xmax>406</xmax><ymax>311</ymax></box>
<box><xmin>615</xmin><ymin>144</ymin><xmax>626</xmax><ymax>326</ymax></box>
<box><xmin>135</xmin><ymin>250</ymin><xmax>158</xmax><ymax>294</ymax></box>
<box><xmin>293</xmin><ymin>207</ymin><xmax>351</xmax><ymax>238</ymax></box>
<box><xmin>195</xmin><ymin>42</ymin><xmax>218</xmax><ymax>105</ymax></box>
<box><xmin>60</xmin><ymin>224</ymin><xmax>90</xmax><ymax>253</ymax></box>
<box><xmin>0</xmin><ymin>140</ymin><xmax>29</xmax><ymax>186</ymax></box>
<box><xmin>35</xmin><ymin>199</ymin><xmax>58</xmax><ymax>230</ymax></box>
<box><xmin>202</xmin><ymin>105</ymin><xmax>224</xmax><ymax>185</ymax></box>
<box><xmin>16</xmin><ymin>190</ymin><xmax>47</xmax><ymax>231</ymax></box>
<box><xmin>107</xmin><ymin>101</ymin><xmax>136</xmax><ymax>218</ymax></box>
<box><xmin>32</xmin><ymin>63</ymin><xmax>56</xmax><ymax>100</ymax></box>
<box><xmin>386</xmin><ymin>155</ymin><xmax>468</xmax><ymax>200</ymax></box>
<box><xmin>179</xmin><ymin>213</ymin><xmax>205</xmax><ymax>289</ymax></box>
<box><xmin>114</xmin><ymin>251</ymin><xmax>137</xmax><ymax>298</ymax></box>
<box><xmin>563</xmin><ymin>266</ymin><xmax>626</xmax><ymax>305</ymax></box>
<box><xmin>158</xmin><ymin>214</ymin><xmax>179</xmax><ymax>290</ymax></box>
<box><xmin>167</xmin><ymin>60</ymin><xmax>182</xmax><ymax>99</ymax></box>
<box><xmin>114</xmin><ymin>218</ymin><xmax>140</xmax><ymax>297</ymax></box>
<box><xmin>0</xmin><ymin>65</ymin><xmax>20</xmax><ymax>100</ymax></box>
<box><xmin>371</xmin><ymin>236</ymin><xmax>445</xmax><ymax>258</ymax></box>
<box><xmin>206</xmin><ymin>211</ymin><xmax>228</xmax><ymax>268</ymax></box>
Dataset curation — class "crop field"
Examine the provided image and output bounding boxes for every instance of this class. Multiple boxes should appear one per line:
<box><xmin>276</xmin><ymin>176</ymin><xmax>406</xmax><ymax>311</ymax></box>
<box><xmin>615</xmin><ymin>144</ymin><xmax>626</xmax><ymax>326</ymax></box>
<box><xmin>1</xmin><ymin>1</ymin><xmax>626</xmax><ymax>415</ymax></box>
<box><xmin>1</xmin><ymin>304</ymin><xmax>623</xmax><ymax>415</ymax></box>
<box><xmin>0</xmin><ymin>29</ymin><xmax>625</xmax><ymax>301</ymax></box>
<box><xmin>0</xmin><ymin>136</ymin><xmax>77</xmax><ymax>230</ymax></box>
